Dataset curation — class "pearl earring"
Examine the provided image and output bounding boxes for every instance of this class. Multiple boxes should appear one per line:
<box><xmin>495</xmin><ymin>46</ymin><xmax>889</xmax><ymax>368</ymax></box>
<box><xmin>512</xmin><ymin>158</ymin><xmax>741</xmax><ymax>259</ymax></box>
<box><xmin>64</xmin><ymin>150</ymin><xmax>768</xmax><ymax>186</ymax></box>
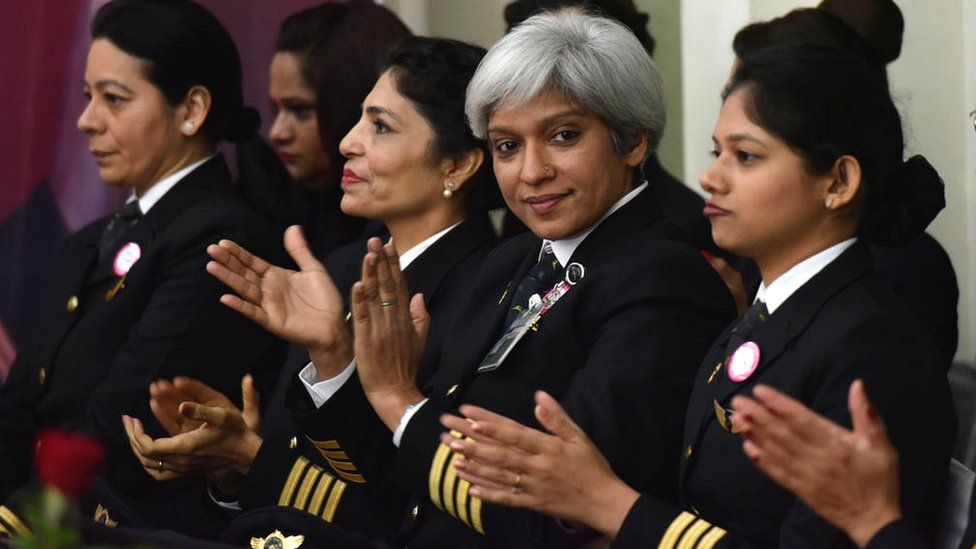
<box><xmin>824</xmin><ymin>196</ymin><xmax>835</xmax><ymax>209</ymax></box>
<box><xmin>183</xmin><ymin>122</ymin><xmax>195</xmax><ymax>134</ymax></box>
<box><xmin>443</xmin><ymin>180</ymin><xmax>457</xmax><ymax>199</ymax></box>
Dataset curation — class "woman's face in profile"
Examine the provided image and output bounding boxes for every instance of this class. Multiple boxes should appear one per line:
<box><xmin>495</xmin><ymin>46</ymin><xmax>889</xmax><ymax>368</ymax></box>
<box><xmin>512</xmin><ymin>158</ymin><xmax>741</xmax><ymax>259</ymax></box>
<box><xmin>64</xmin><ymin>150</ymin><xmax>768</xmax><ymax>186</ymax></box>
<box><xmin>268</xmin><ymin>52</ymin><xmax>331</xmax><ymax>190</ymax></box>
<box><xmin>700</xmin><ymin>88</ymin><xmax>831</xmax><ymax>261</ymax></box>
<box><xmin>487</xmin><ymin>90</ymin><xmax>644</xmax><ymax>240</ymax></box>
<box><xmin>77</xmin><ymin>38</ymin><xmax>187</xmax><ymax>194</ymax></box>
<box><xmin>337</xmin><ymin>70</ymin><xmax>446</xmax><ymax>222</ymax></box>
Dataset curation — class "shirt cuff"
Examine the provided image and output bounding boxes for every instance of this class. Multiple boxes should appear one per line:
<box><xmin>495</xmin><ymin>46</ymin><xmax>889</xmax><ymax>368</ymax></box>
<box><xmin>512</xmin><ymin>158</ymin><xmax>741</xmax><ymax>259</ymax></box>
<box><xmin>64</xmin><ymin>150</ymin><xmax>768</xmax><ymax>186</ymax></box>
<box><xmin>298</xmin><ymin>360</ymin><xmax>356</xmax><ymax>408</ymax></box>
<box><xmin>207</xmin><ymin>483</ymin><xmax>242</xmax><ymax>511</ymax></box>
<box><xmin>393</xmin><ymin>398</ymin><xmax>429</xmax><ymax>447</ymax></box>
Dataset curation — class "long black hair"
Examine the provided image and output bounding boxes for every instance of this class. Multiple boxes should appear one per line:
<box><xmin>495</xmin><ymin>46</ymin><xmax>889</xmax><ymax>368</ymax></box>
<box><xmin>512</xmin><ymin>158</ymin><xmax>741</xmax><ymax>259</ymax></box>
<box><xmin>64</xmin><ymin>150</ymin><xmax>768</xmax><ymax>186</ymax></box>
<box><xmin>726</xmin><ymin>46</ymin><xmax>944</xmax><ymax>246</ymax></box>
<box><xmin>91</xmin><ymin>0</ymin><xmax>298</xmax><ymax>228</ymax></box>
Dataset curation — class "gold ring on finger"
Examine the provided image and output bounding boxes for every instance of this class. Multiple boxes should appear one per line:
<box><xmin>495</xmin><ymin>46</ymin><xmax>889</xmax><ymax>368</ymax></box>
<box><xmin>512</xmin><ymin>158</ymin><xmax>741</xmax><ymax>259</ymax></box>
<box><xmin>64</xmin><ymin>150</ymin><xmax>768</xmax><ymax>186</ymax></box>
<box><xmin>511</xmin><ymin>472</ymin><xmax>522</xmax><ymax>493</ymax></box>
<box><xmin>157</xmin><ymin>460</ymin><xmax>165</xmax><ymax>472</ymax></box>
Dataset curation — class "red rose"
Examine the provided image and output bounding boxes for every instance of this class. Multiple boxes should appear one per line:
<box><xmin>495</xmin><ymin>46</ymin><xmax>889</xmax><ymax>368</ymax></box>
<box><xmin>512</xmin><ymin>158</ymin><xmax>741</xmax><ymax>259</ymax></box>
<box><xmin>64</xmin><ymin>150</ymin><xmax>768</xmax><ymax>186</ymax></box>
<box><xmin>35</xmin><ymin>429</ymin><xmax>106</xmax><ymax>499</ymax></box>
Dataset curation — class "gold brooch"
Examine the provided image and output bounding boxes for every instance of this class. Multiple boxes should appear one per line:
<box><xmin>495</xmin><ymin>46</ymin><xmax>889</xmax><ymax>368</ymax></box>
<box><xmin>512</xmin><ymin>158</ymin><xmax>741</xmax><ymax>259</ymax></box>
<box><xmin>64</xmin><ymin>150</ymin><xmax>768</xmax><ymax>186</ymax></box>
<box><xmin>251</xmin><ymin>530</ymin><xmax>305</xmax><ymax>549</ymax></box>
<box><xmin>713</xmin><ymin>400</ymin><xmax>742</xmax><ymax>434</ymax></box>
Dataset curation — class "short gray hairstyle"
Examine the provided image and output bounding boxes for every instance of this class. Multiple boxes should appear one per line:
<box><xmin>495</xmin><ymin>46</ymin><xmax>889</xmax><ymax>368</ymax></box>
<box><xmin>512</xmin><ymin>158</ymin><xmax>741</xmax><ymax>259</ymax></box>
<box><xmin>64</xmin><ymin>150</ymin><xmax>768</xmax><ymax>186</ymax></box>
<box><xmin>465</xmin><ymin>10</ymin><xmax>666</xmax><ymax>159</ymax></box>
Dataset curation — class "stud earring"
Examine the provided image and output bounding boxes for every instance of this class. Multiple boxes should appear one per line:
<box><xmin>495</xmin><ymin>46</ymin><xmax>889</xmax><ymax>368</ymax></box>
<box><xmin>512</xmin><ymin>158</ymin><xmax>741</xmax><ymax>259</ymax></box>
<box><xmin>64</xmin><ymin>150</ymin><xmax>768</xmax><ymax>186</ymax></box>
<box><xmin>443</xmin><ymin>180</ymin><xmax>457</xmax><ymax>199</ymax></box>
<box><xmin>182</xmin><ymin>122</ymin><xmax>195</xmax><ymax>134</ymax></box>
<box><xmin>824</xmin><ymin>196</ymin><xmax>835</xmax><ymax>209</ymax></box>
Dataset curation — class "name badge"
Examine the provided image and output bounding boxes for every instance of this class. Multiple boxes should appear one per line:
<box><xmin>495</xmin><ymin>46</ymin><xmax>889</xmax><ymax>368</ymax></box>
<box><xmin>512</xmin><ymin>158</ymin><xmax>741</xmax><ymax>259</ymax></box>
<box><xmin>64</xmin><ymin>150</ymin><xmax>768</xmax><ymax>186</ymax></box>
<box><xmin>477</xmin><ymin>280</ymin><xmax>572</xmax><ymax>373</ymax></box>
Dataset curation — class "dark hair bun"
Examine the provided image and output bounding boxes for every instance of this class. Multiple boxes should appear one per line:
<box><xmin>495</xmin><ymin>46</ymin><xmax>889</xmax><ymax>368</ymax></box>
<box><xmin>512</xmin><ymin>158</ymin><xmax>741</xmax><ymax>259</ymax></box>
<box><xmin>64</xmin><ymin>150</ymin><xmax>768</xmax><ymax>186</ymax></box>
<box><xmin>818</xmin><ymin>0</ymin><xmax>904</xmax><ymax>65</ymax></box>
<box><xmin>863</xmin><ymin>155</ymin><xmax>945</xmax><ymax>246</ymax></box>
<box><xmin>227</xmin><ymin>107</ymin><xmax>261</xmax><ymax>144</ymax></box>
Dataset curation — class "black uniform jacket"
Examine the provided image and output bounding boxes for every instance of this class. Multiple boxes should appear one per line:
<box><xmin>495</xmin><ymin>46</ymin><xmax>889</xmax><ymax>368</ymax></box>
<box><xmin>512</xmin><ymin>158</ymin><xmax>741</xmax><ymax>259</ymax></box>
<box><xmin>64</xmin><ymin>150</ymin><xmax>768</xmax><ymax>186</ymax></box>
<box><xmin>612</xmin><ymin>241</ymin><xmax>955</xmax><ymax>549</ymax></box>
<box><xmin>0</xmin><ymin>156</ymin><xmax>286</xmax><ymax>537</ymax></box>
<box><xmin>228</xmin><ymin>214</ymin><xmax>498</xmax><ymax>544</ymax></box>
<box><xmin>229</xmin><ymin>186</ymin><xmax>736</xmax><ymax>547</ymax></box>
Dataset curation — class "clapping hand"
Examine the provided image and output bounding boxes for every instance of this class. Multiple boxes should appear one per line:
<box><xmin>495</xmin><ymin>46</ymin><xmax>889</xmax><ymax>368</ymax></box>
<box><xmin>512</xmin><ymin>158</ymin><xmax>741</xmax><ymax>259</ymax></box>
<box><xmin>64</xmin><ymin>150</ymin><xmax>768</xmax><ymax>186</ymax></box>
<box><xmin>731</xmin><ymin>381</ymin><xmax>902</xmax><ymax>547</ymax></box>
<box><xmin>206</xmin><ymin>225</ymin><xmax>352</xmax><ymax>375</ymax></box>
<box><xmin>349</xmin><ymin>238</ymin><xmax>429</xmax><ymax>431</ymax></box>
<box><xmin>122</xmin><ymin>375</ymin><xmax>263</xmax><ymax>485</ymax></box>
<box><xmin>439</xmin><ymin>391</ymin><xmax>640</xmax><ymax>539</ymax></box>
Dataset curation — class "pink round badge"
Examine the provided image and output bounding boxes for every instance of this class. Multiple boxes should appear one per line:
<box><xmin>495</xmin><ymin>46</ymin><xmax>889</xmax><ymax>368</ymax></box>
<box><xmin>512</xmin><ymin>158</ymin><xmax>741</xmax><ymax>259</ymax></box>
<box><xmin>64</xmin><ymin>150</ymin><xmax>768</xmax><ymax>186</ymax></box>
<box><xmin>727</xmin><ymin>341</ymin><xmax>761</xmax><ymax>383</ymax></box>
<box><xmin>113</xmin><ymin>242</ymin><xmax>142</xmax><ymax>277</ymax></box>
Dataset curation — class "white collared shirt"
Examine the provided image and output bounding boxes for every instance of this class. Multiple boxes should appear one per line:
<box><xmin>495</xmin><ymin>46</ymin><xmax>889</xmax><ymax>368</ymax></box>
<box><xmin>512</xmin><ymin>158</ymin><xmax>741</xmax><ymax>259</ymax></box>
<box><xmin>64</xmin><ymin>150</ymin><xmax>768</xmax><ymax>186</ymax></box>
<box><xmin>297</xmin><ymin>221</ymin><xmax>463</xmax><ymax>409</ymax></box>
<box><xmin>544</xmin><ymin>181</ymin><xmax>648</xmax><ymax>267</ymax></box>
<box><xmin>754</xmin><ymin>238</ymin><xmax>857</xmax><ymax>314</ymax></box>
<box><xmin>128</xmin><ymin>155</ymin><xmax>215</xmax><ymax>214</ymax></box>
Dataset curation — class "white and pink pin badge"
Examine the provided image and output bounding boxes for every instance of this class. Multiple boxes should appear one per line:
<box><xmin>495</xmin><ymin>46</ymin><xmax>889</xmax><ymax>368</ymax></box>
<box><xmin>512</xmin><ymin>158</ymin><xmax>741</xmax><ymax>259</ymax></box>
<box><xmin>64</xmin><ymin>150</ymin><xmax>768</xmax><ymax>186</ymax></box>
<box><xmin>727</xmin><ymin>341</ymin><xmax>761</xmax><ymax>383</ymax></box>
<box><xmin>113</xmin><ymin>242</ymin><xmax>142</xmax><ymax>277</ymax></box>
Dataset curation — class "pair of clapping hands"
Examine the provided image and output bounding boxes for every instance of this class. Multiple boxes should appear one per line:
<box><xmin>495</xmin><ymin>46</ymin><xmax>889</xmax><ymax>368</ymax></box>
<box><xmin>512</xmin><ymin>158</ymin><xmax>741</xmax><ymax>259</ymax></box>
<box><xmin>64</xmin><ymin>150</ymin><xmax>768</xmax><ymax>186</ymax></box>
<box><xmin>437</xmin><ymin>381</ymin><xmax>900</xmax><ymax>543</ymax></box>
<box><xmin>122</xmin><ymin>226</ymin><xmax>431</xmax><ymax>491</ymax></box>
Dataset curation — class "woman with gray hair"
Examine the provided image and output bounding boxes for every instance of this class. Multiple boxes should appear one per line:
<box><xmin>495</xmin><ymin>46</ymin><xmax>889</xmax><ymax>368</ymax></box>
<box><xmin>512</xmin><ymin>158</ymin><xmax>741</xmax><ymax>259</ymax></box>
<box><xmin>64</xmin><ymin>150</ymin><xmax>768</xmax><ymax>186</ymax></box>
<box><xmin>336</xmin><ymin>10</ymin><xmax>734</xmax><ymax>546</ymax></box>
<box><xmin>197</xmin><ymin>10</ymin><xmax>733</xmax><ymax>546</ymax></box>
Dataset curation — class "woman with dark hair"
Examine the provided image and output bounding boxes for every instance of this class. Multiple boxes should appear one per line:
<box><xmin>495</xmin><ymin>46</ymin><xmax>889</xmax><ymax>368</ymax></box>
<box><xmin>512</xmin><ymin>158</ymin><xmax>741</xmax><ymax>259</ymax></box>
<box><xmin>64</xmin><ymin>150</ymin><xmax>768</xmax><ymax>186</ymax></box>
<box><xmin>0</xmin><ymin>0</ymin><xmax>287</xmax><ymax>539</ymax></box>
<box><xmin>122</xmin><ymin>36</ymin><xmax>500</xmax><ymax>546</ymax></box>
<box><xmin>729</xmin><ymin>0</ymin><xmax>960</xmax><ymax>369</ymax></box>
<box><xmin>434</xmin><ymin>46</ymin><xmax>954</xmax><ymax>548</ymax></box>
<box><xmin>256</xmin><ymin>0</ymin><xmax>413</xmax><ymax>492</ymax></box>
<box><xmin>268</xmin><ymin>0</ymin><xmax>411</xmax><ymax>255</ymax></box>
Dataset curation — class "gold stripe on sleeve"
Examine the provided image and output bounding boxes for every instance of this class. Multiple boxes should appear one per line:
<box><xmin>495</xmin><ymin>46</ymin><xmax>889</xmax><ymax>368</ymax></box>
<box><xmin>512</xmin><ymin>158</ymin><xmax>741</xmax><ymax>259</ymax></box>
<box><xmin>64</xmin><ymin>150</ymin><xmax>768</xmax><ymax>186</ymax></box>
<box><xmin>334</xmin><ymin>470</ymin><xmax>367</xmax><ymax>484</ymax></box>
<box><xmin>470</xmin><ymin>491</ymin><xmax>484</xmax><ymax>535</ymax></box>
<box><xmin>307</xmin><ymin>438</ymin><xmax>341</xmax><ymax>450</ymax></box>
<box><xmin>321</xmin><ymin>450</ymin><xmax>350</xmax><ymax>460</ymax></box>
<box><xmin>455</xmin><ymin>477</ymin><xmax>473</xmax><ymax>527</ymax></box>
<box><xmin>698</xmin><ymin>525</ymin><xmax>728</xmax><ymax>549</ymax></box>
<box><xmin>429</xmin><ymin>443</ymin><xmax>452</xmax><ymax>510</ymax></box>
<box><xmin>293</xmin><ymin>466</ymin><xmax>322</xmax><ymax>511</ymax></box>
<box><xmin>322</xmin><ymin>480</ymin><xmax>347</xmax><ymax>522</ymax></box>
<box><xmin>676</xmin><ymin>519</ymin><xmax>712</xmax><ymax>549</ymax></box>
<box><xmin>442</xmin><ymin>456</ymin><xmax>460</xmax><ymax>518</ymax></box>
<box><xmin>278</xmin><ymin>456</ymin><xmax>311</xmax><ymax>506</ymax></box>
<box><xmin>0</xmin><ymin>507</ymin><xmax>31</xmax><ymax>538</ymax></box>
<box><xmin>657</xmin><ymin>511</ymin><xmax>696</xmax><ymax>549</ymax></box>
<box><xmin>326</xmin><ymin>459</ymin><xmax>358</xmax><ymax>472</ymax></box>
<box><xmin>307</xmin><ymin>474</ymin><xmax>336</xmax><ymax>516</ymax></box>
<box><xmin>0</xmin><ymin>523</ymin><xmax>8</xmax><ymax>537</ymax></box>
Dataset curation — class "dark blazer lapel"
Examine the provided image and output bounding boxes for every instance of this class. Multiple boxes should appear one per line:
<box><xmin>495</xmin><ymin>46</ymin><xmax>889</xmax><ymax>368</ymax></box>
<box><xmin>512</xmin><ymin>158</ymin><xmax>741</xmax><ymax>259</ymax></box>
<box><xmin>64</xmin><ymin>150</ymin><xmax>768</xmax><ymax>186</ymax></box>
<box><xmin>682</xmin><ymin>242</ymin><xmax>873</xmax><ymax>487</ymax></box>
<box><xmin>429</xmin><ymin>237</ymin><xmax>539</xmax><ymax>391</ymax></box>
<box><xmin>402</xmin><ymin>214</ymin><xmax>495</xmax><ymax>303</ymax></box>
<box><xmin>87</xmin><ymin>156</ymin><xmax>233</xmax><ymax>287</ymax></box>
<box><xmin>692</xmin><ymin>242</ymin><xmax>874</xmax><ymax>438</ymax></box>
<box><xmin>569</xmin><ymin>184</ymin><xmax>664</xmax><ymax>266</ymax></box>
<box><xmin>714</xmin><ymin>242</ymin><xmax>872</xmax><ymax>404</ymax></box>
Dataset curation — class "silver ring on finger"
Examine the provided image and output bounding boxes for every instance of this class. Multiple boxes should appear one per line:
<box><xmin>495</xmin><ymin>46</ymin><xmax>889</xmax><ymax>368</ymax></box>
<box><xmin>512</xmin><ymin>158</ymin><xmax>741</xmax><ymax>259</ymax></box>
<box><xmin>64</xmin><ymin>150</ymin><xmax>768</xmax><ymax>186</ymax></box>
<box><xmin>511</xmin><ymin>472</ymin><xmax>522</xmax><ymax>493</ymax></box>
<box><xmin>380</xmin><ymin>301</ymin><xmax>396</xmax><ymax>308</ymax></box>
<box><xmin>157</xmin><ymin>460</ymin><xmax>165</xmax><ymax>472</ymax></box>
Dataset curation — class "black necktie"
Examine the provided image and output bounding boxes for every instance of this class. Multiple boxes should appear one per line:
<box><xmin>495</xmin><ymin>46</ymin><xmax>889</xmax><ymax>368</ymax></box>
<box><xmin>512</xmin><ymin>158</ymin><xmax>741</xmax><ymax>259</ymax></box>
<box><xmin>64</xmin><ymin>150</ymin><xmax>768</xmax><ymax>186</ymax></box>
<box><xmin>724</xmin><ymin>300</ymin><xmax>768</xmax><ymax>359</ymax></box>
<box><xmin>98</xmin><ymin>201</ymin><xmax>142</xmax><ymax>263</ymax></box>
<box><xmin>504</xmin><ymin>243</ymin><xmax>564</xmax><ymax>328</ymax></box>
